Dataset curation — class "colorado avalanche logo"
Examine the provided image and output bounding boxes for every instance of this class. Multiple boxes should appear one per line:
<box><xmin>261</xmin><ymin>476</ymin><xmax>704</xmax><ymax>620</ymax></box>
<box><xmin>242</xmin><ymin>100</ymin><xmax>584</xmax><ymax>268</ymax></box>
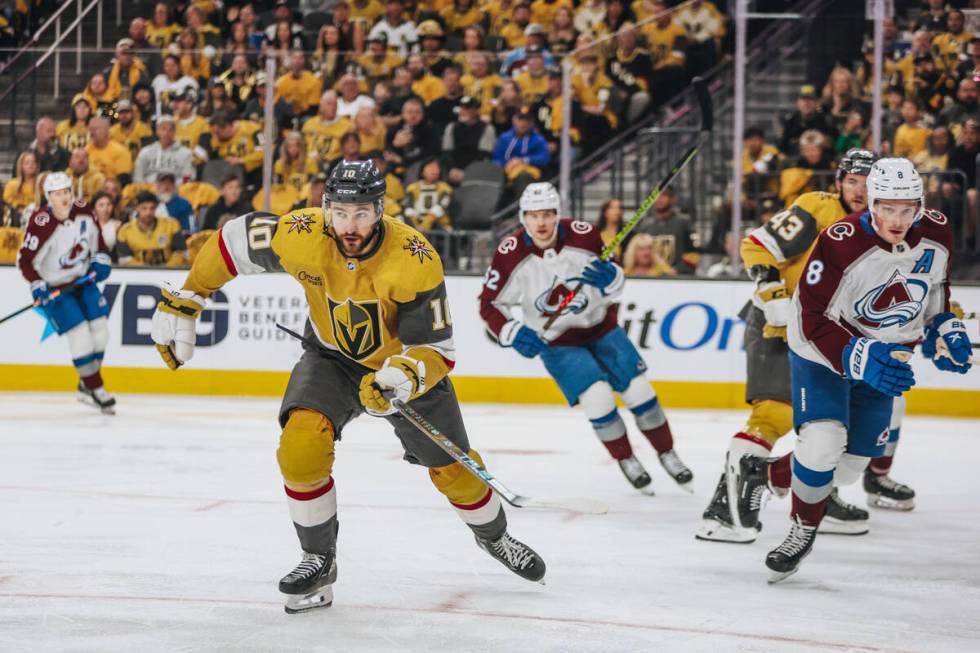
<box><xmin>853</xmin><ymin>270</ymin><xmax>928</xmax><ymax>329</ymax></box>
<box><xmin>534</xmin><ymin>276</ymin><xmax>589</xmax><ymax>315</ymax></box>
<box><xmin>58</xmin><ymin>238</ymin><xmax>90</xmax><ymax>269</ymax></box>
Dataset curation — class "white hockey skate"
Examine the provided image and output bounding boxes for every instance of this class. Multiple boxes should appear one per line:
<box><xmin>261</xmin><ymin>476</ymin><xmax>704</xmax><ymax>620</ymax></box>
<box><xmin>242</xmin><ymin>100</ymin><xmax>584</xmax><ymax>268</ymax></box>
<box><xmin>617</xmin><ymin>456</ymin><xmax>655</xmax><ymax>495</ymax></box>
<box><xmin>77</xmin><ymin>383</ymin><xmax>116</xmax><ymax>415</ymax></box>
<box><xmin>658</xmin><ymin>450</ymin><xmax>694</xmax><ymax>493</ymax></box>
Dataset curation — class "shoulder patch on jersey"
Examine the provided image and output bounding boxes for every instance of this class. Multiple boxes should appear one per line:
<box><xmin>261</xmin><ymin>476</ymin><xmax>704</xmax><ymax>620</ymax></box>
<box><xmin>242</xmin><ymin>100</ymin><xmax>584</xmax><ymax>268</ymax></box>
<box><xmin>570</xmin><ymin>220</ymin><xmax>593</xmax><ymax>235</ymax></box>
<box><xmin>285</xmin><ymin>211</ymin><xmax>317</xmax><ymax>234</ymax></box>
<box><xmin>922</xmin><ymin>208</ymin><xmax>947</xmax><ymax>225</ymax></box>
<box><xmin>826</xmin><ymin>221</ymin><xmax>856</xmax><ymax>241</ymax></box>
<box><xmin>498</xmin><ymin>235</ymin><xmax>519</xmax><ymax>255</ymax></box>
<box><xmin>403</xmin><ymin>235</ymin><xmax>433</xmax><ymax>263</ymax></box>
<box><xmin>34</xmin><ymin>212</ymin><xmax>50</xmax><ymax>227</ymax></box>
<box><xmin>73</xmin><ymin>199</ymin><xmax>86</xmax><ymax>208</ymax></box>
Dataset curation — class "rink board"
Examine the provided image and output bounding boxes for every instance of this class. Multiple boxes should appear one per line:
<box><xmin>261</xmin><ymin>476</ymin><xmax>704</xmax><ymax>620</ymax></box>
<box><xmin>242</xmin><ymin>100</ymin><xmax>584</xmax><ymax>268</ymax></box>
<box><xmin>1</xmin><ymin>266</ymin><xmax>978</xmax><ymax>416</ymax></box>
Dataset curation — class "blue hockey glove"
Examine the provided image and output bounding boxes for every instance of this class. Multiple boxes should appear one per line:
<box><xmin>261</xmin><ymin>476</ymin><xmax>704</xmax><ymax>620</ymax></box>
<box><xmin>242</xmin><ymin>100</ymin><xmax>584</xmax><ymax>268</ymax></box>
<box><xmin>31</xmin><ymin>280</ymin><xmax>51</xmax><ymax>306</ymax></box>
<box><xmin>573</xmin><ymin>259</ymin><xmax>619</xmax><ymax>295</ymax></box>
<box><xmin>922</xmin><ymin>312</ymin><xmax>972</xmax><ymax>374</ymax></box>
<box><xmin>842</xmin><ymin>337</ymin><xmax>915</xmax><ymax>397</ymax></box>
<box><xmin>500</xmin><ymin>320</ymin><xmax>547</xmax><ymax>358</ymax></box>
<box><xmin>88</xmin><ymin>254</ymin><xmax>112</xmax><ymax>283</ymax></box>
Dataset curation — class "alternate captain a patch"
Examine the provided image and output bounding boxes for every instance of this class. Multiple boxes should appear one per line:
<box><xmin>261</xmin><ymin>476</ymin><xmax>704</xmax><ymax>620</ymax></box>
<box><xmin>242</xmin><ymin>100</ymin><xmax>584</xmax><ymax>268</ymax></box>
<box><xmin>285</xmin><ymin>211</ymin><xmax>317</xmax><ymax>234</ymax></box>
<box><xmin>404</xmin><ymin>235</ymin><xmax>433</xmax><ymax>263</ymax></box>
<box><xmin>328</xmin><ymin>297</ymin><xmax>382</xmax><ymax>360</ymax></box>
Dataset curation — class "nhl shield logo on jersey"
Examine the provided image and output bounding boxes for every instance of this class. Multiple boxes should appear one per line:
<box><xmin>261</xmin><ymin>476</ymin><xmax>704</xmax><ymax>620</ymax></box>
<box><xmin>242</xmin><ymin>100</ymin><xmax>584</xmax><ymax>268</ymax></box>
<box><xmin>534</xmin><ymin>276</ymin><xmax>589</xmax><ymax>315</ymax></box>
<box><xmin>853</xmin><ymin>270</ymin><xmax>928</xmax><ymax>329</ymax></box>
<box><xmin>328</xmin><ymin>297</ymin><xmax>383</xmax><ymax>360</ymax></box>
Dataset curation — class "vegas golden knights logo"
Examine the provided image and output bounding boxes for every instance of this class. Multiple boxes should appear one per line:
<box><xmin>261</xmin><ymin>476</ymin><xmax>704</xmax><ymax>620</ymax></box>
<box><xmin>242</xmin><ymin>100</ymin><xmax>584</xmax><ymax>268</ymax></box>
<box><xmin>328</xmin><ymin>297</ymin><xmax>382</xmax><ymax>360</ymax></box>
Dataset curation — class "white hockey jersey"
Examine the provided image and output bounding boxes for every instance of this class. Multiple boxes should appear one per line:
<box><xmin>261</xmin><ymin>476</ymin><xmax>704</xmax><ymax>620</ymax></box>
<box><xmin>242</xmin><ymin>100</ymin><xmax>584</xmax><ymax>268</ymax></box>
<box><xmin>479</xmin><ymin>219</ymin><xmax>625</xmax><ymax>345</ymax></box>
<box><xmin>787</xmin><ymin>209</ymin><xmax>953</xmax><ymax>375</ymax></box>
<box><xmin>17</xmin><ymin>201</ymin><xmax>109</xmax><ymax>287</ymax></box>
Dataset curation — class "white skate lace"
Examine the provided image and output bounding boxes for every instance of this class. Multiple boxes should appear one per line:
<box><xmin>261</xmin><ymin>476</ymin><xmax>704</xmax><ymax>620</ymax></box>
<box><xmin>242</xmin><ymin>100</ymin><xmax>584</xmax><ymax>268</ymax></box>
<box><xmin>492</xmin><ymin>535</ymin><xmax>535</xmax><ymax>571</ymax></box>
<box><xmin>748</xmin><ymin>483</ymin><xmax>769</xmax><ymax>512</ymax></box>
<box><xmin>287</xmin><ymin>552</ymin><xmax>327</xmax><ymax>581</ymax></box>
<box><xmin>659</xmin><ymin>451</ymin><xmax>688</xmax><ymax>477</ymax></box>
<box><xmin>93</xmin><ymin>388</ymin><xmax>113</xmax><ymax>402</ymax></box>
<box><xmin>875</xmin><ymin>475</ymin><xmax>911</xmax><ymax>493</ymax></box>
<box><xmin>773</xmin><ymin>519</ymin><xmax>814</xmax><ymax>557</ymax></box>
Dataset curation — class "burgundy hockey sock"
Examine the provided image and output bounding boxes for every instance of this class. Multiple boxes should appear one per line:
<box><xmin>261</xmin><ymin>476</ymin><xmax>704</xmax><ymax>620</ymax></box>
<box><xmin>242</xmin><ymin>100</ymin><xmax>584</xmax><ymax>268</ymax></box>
<box><xmin>869</xmin><ymin>455</ymin><xmax>893</xmax><ymax>476</ymax></box>
<box><xmin>641</xmin><ymin>423</ymin><xmax>674</xmax><ymax>454</ymax></box>
<box><xmin>81</xmin><ymin>371</ymin><xmax>104</xmax><ymax>390</ymax></box>
<box><xmin>602</xmin><ymin>434</ymin><xmax>634</xmax><ymax>461</ymax></box>
<box><xmin>770</xmin><ymin>453</ymin><xmax>792</xmax><ymax>490</ymax></box>
<box><xmin>791</xmin><ymin>492</ymin><xmax>828</xmax><ymax>527</ymax></box>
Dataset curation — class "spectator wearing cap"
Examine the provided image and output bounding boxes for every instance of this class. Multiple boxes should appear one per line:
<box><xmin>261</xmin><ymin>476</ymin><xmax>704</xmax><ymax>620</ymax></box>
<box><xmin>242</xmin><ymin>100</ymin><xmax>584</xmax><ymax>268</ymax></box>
<box><xmin>104</xmin><ymin>38</ymin><xmax>149</xmax><ymax>102</ymax></box>
<box><xmin>514</xmin><ymin>47</ymin><xmax>551</xmax><ymax>106</ymax></box>
<box><xmin>135</xmin><ymin>115</ymin><xmax>196</xmax><ymax>184</ymax></box>
<box><xmin>56</xmin><ymin>95</ymin><xmax>94</xmax><ymax>152</ymax></box>
<box><xmin>66</xmin><ymin>148</ymin><xmax>106</xmax><ymax>203</ymax></box>
<box><xmin>242</xmin><ymin>72</ymin><xmax>297</xmax><ymax>132</ymax></box>
<box><xmin>641</xmin><ymin>1</ymin><xmax>687</xmax><ymax>107</ymax></box>
<box><xmin>386</xmin><ymin>97</ymin><xmax>439</xmax><ymax>173</ymax></box>
<box><xmin>778</xmin><ymin>84</ymin><xmax>837</xmax><ymax>156</ymax></box>
<box><xmin>938</xmin><ymin>78</ymin><xmax>980</xmax><ymax>135</ymax></box>
<box><xmin>500</xmin><ymin>3</ymin><xmax>533</xmax><ymax>50</ymax></box>
<box><xmin>116</xmin><ymin>191</ymin><xmax>188</xmax><ymax>267</ymax></box>
<box><xmin>403</xmin><ymin>158</ymin><xmax>454</xmax><ymax>232</ymax></box>
<box><xmin>152</xmin><ymin>54</ymin><xmax>200</xmax><ymax>117</ymax></box>
<box><xmin>606</xmin><ymin>24</ymin><xmax>653</xmax><ymax>125</ymax></box>
<box><xmin>274</xmin><ymin>50</ymin><xmax>323</xmax><ymax>119</ymax></box>
<box><xmin>199</xmin><ymin>111</ymin><xmax>265</xmax><ymax>186</ymax></box>
<box><xmin>337</xmin><ymin>73</ymin><xmax>377</xmax><ymax>120</ymax></box>
<box><xmin>491</xmin><ymin>106</ymin><xmax>551</xmax><ymax>197</ymax></box>
<box><xmin>290</xmin><ymin>172</ymin><xmax>328</xmax><ymax>213</ymax></box>
<box><xmin>893</xmin><ymin>98</ymin><xmax>931</xmax><ymax>159</ymax></box>
<box><xmin>358</xmin><ymin>33</ymin><xmax>404</xmax><ymax>87</ymax></box>
<box><xmin>147</xmin><ymin>2</ymin><xmax>180</xmax><ymax>50</ymax></box>
<box><xmin>173</xmin><ymin>90</ymin><xmax>211</xmax><ymax>164</ymax></box>
<box><xmin>442</xmin><ymin>95</ymin><xmax>497</xmax><ymax>183</ymax></box>
<box><xmin>218</xmin><ymin>54</ymin><xmax>259</xmax><ymax>115</ymax></box>
<box><xmin>86</xmin><ymin>117</ymin><xmax>134</xmax><ymax>186</ymax></box>
<box><xmin>109</xmin><ymin>100</ymin><xmax>154</xmax><ymax>162</ymax></box>
<box><xmin>368</xmin><ymin>0</ymin><xmax>418</xmax><ymax>57</ymax></box>
<box><xmin>28</xmin><ymin>117</ymin><xmax>70</xmax><ymax>173</ymax></box>
<box><xmin>417</xmin><ymin>20</ymin><xmax>453</xmax><ymax>79</ymax></box>
<box><xmin>501</xmin><ymin>23</ymin><xmax>556</xmax><ymax>76</ymax></box>
<box><xmin>303</xmin><ymin>91</ymin><xmax>354</xmax><ymax>166</ymax></box>
<box><xmin>155</xmin><ymin>173</ymin><xmax>195</xmax><ymax>232</ymax></box>
<box><xmin>427</xmin><ymin>65</ymin><xmax>467</xmax><ymax>137</ymax></box>
<box><xmin>203</xmin><ymin>174</ymin><xmax>250</xmax><ymax>230</ymax></box>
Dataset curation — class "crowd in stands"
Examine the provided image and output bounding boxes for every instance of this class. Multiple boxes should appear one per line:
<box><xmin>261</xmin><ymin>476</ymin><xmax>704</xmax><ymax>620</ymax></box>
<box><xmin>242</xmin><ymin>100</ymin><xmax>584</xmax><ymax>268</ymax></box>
<box><xmin>0</xmin><ymin>0</ymin><xmax>728</xmax><ymax>269</ymax></box>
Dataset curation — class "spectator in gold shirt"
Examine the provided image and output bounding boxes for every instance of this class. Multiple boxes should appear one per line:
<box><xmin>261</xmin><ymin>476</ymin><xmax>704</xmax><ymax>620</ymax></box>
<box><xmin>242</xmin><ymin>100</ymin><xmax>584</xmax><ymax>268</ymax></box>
<box><xmin>3</xmin><ymin>150</ymin><xmax>40</xmax><ymax>220</ymax></box>
<box><xmin>275</xmin><ymin>50</ymin><xmax>323</xmax><ymax>119</ymax></box>
<box><xmin>86</xmin><ymin>117</ymin><xmax>134</xmax><ymax>186</ymax></box>
<box><xmin>303</xmin><ymin>91</ymin><xmax>353</xmax><ymax>166</ymax></box>
<box><xmin>66</xmin><ymin>148</ymin><xmax>106</xmax><ymax>203</ymax></box>
<box><xmin>109</xmin><ymin>100</ymin><xmax>153</xmax><ymax>162</ymax></box>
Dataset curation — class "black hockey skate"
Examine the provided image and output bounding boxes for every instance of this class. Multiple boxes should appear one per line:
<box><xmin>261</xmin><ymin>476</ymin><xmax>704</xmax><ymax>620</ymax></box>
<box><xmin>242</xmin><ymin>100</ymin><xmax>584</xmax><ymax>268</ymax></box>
<box><xmin>818</xmin><ymin>488</ymin><xmax>869</xmax><ymax>535</ymax></box>
<box><xmin>77</xmin><ymin>382</ymin><xmax>116</xmax><ymax>415</ymax></box>
<box><xmin>863</xmin><ymin>469</ymin><xmax>915</xmax><ymax>511</ymax></box>
<box><xmin>617</xmin><ymin>455</ymin><xmax>655</xmax><ymax>495</ymax></box>
<box><xmin>736</xmin><ymin>455</ymin><xmax>773</xmax><ymax>530</ymax></box>
<box><xmin>658</xmin><ymin>450</ymin><xmax>694</xmax><ymax>492</ymax></box>
<box><xmin>766</xmin><ymin>517</ymin><xmax>817</xmax><ymax>584</ymax></box>
<box><xmin>475</xmin><ymin>532</ymin><xmax>546</xmax><ymax>583</ymax></box>
<box><xmin>279</xmin><ymin>551</ymin><xmax>337</xmax><ymax>613</ymax></box>
<box><xmin>695</xmin><ymin>473</ymin><xmax>759</xmax><ymax>543</ymax></box>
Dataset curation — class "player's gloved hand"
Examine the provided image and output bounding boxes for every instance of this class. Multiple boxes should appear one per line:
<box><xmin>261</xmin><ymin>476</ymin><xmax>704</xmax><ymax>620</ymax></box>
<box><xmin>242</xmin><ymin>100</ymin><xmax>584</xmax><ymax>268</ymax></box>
<box><xmin>359</xmin><ymin>355</ymin><xmax>426</xmax><ymax>416</ymax></box>
<box><xmin>922</xmin><ymin>312</ymin><xmax>972</xmax><ymax>374</ymax></box>
<box><xmin>151</xmin><ymin>286</ymin><xmax>205</xmax><ymax>370</ymax></box>
<box><xmin>87</xmin><ymin>253</ymin><xmax>112</xmax><ymax>283</ymax></box>
<box><xmin>842</xmin><ymin>337</ymin><xmax>915</xmax><ymax>397</ymax></box>
<box><xmin>573</xmin><ymin>259</ymin><xmax>621</xmax><ymax>295</ymax></box>
<box><xmin>756</xmin><ymin>280</ymin><xmax>791</xmax><ymax>340</ymax></box>
<box><xmin>499</xmin><ymin>320</ymin><xmax>547</xmax><ymax>358</ymax></box>
<box><xmin>31</xmin><ymin>280</ymin><xmax>51</xmax><ymax>306</ymax></box>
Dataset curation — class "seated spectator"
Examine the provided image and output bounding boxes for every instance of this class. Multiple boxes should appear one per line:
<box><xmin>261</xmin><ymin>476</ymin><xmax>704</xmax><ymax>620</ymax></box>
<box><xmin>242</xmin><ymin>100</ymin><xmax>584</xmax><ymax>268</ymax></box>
<box><xmin>779</xmin><ymin>129</ymin><xmax>834</xmax><ymax>204</ymax></box>
<box><xmin>242</xmin><ymin>72</ymin><xmax>296</xmax><ymax>132</ymax></box>
<box><xmin>403</xmin><ymin>158</ymin><xmax>454</xmax><ymax>231</ymax></box>
<box><xmin>575</xmin><ymin>0</ymin><xmax>606</xmax><ymax>35</ymax></box>
<box><xmin>86</xmin><ymin>117</ymin><xmax>133</xmax><ymax>186</ymax></box>
<box><xmin>442</xmin><ymin>95</ymin><xmax>496</xmax><ymax>183</ymax></box>
<box><xmin>184</xmin><ymin>5</ymin><xmax>222</xmax><ymax>50</ymax></box>
<box><xmin>945</xmin><ymin>118</ymin><xmax>979</xmax><ymax>237</ymax></box>
<box><xmin>146</xmin><ymin>1</ymin><xmax>180</xmax><ymax>50</ymax></box>
<box><xmin>116</xmin><ymin>191</ymin><xmax>188</xmax><ymax>267</ymax></box>
<box><xmin>201</xmin><ymin>78</ymin><xmax>237</xmax><ymax>119</ymax></box>
<box><xmin>893</xmin><ymin>98</ymin><xmax>931</xmax><ymax>159</ymax></box>
<box><xmin>500</xmin><ymin>3</ymin><xmax>533</xmax><ymax>50</ymax></box>
<box><xmin>353</xmin><ymin>106</ymin><xmax>387</xmax><ymax>156</ymax></box>
<box><xmin>104</xmin><ymin>38</ymin><xmax>148</xmax><ymax>101</ymax></box>
<box><xmin>677</xmin><ymin>0</ymin><xmax>725</xmax><ymax>77</ymax></box>
<box><xmin>3</xmin><ymin>151</ymin><xmax>39</xmax><ymax>222</ymax></box>
<box><xmin>202</xmin><ymin>175</ymin><xmax>250</xmax><ymax>230</ymax></box>
<box><xmin>594</xmin><ymin>0</ymin><xmax>632</xmax><ymax>37</ymax></box>
<box><xmin>406</xmin><ymin>53</ymin><xmax>445</xmax><ymax>105</ymax></box>
<box><xmin>821</xmin><ymin>67</ymin><xmax>868</xmax><ymax>134</ymax></box>
<box><xmin>515</xmin><ymin>46</ymin><xmax>550</xmax><ymax>106</ymax></box>
<box><xmin>622</xmin><ymin>232</ymin><xmax>676</xmax><ymax>277</ymax></box>
<box><xmin>938</xmin><ymin>78</ymin><xmax>980</xmax><ymax>136</ymax></box>
<box><xmin>109</xmin><ymin>100</ymin><xmax>154</xmax><ymax>162</ymax></box>
<box><xmin>427</xmin><ymin>65</ymin><xmax>466</xmax><ymax>136</ymax></box>
<box><xmin>91</xmin><ymin>191</ymin><xmax>122</xmax><ymax>258</ymax></box>
<box><xmin>779</xmin><ymin>84</ymin><xmax>838</xmax><ymax>156</ymax></box>
<box><xmin>262</xmin><ymin>2</ymin><xmax>304</xmax><ymax>46</ymax></box>
<box><xmin>275</xmin><ymin>50</ymin><xmax>323</xmax><ymax>119</ymax></box>
<box><xmin>173</xmin><ymin>89</ymin><xmax>211</xmax><ymax>164</ymax></box>
<box><xmin>741</xmin><ymin>125</ymin><xmax>781</xmax><ymax>203</ymax></box>
<box><xmin>27</xmin><ymin>117</ymin><xmax>70</xmax><ymax>173</ymax></box>
<box><xmin>156</xmin><ymin>173</ymin><xmax>195</xmax><ymax>232</ymax></box>
<box><xmin>417</xmin><ymin>20</ymin><xmax>453</xmax><ymax>78</ymax></box>
<box><xmin>199</xmin><ymin>111</ymin><xmax>265</xmax><ymax>186</ymax></box>
<box><xmin>606</xmin><ymin>24</ymin><xmax>652</xmax><ymax>125</ymax></box>
<box><xmin>385</xmin><ymin>97</ymin><xmax>439</xmax><ymax>174</ymax></box>
<box><xmin>131</xmin><ymin>81</ymin><xmax>156</xmax><ymax>123</ymax></box>
<box><xmin>358</xmin><ymin>33</ymin><xmax>404</xmax><ymax>87</ymax></box>
<box><xmin>152</xmin><ymin>54</ymin><xmax>199</xmax><ymax>116</ymax></box>
<box><xmin>532</xmin><ymin>0</ymin><xmax>573</xmax><ymax>30</ymax></box>
<box><xmin>328</xmin><ymin>131</ymin><xmax>363</xmax><ymax>171</ymax></box>
<box><xmin>263</xmin><ymin>19</ymin><xmax>306</xmax><ymax>69</ymax></box>
<box><xmin>910</xmin><ymin>52</ymin><xmax>955</xmax><ymax>113</ymax></box>
<box><xmin>491</xmin><ymin>79</ymin><xmax>524</xmax><ymax>135</ymax></box>
<box><xmin>835</xmin><ymin>111</ymin><xmax>866</xmax><ymax>155</ymax></box>
<box><xmin>289</xmin><ymin>173</ymin><xmax>328</xmax><ymax>213</ymax></box>
<box><xmin>442</xmin><ymin>0</ymin><xmax>485</xmax><ymax>39</ymax></box>
<box><xmin>169</xmin><ymin>28</ymin><xmax>211</xmax><ymax>86</ymax></box>
<box><xmin>933</xmin><ymin>9</ymin><xmax>972</xmax><ymax>69</ymax></box>
<box><xmin>303</xmin><ymin>91</ymin><xmax>353</xmax><ymax>166</ymax></box>
<box><xmin>367</xmin><ymin>150</ymin><xmax>406</xmax><ymax>215</ymax></box>
<box><xmin>377</xmin><ymin>67</ymin><xmax>413</xmax><ymax>126</ymax></box>
<box><xmin>915</xmin><ymin>0</ymin><xmax>948</xmax><ymax>33</ymax></box>
<box><xmin>492</xmin><ymin>106</ymin><xmax>551</xmax><ymax>198</ymax></box>
<box><xmin>350</xmin><ymin>0</ymin><xmax>386</xmax><ymax>31</ymax></box>
<box><xmin>81</xmin><ymin>73</ymin><xmax>115</xmax><ymax>118</ymax></box>
<box><xmin>56</xmin><ymin>95</ymin><xmax>94</xmax><ymax>152</ymax></box>
<box><xmin>955</xmin><ymin>36</ymin><xmax>980</xmax><ymax>80</ymax></box>
<box><xmin>914</xmin><ymin>125</ymin><xmax>951</xmax><ymax>211</ymax></box>
<box><xmin>501</xmin><ymin>23</ymin><xmax>556</xmax><ymax>76</ymax></box>
<box><xmin>368</xmin><ymin>0</ymin><xmax>418</xmax><ymax>56</ymax></box>
<box><xmin>328</xmin><ymin>0</ymin><xmax>362</xmax><ymax>53</ymax></box>
<box><xmin>547</xmin><ymin>7</ymin><xmax>577</xmax><ymax>56</ymax></box>
<box><xmin>453</xmin><ymin>25</ymin><xmax>486</xmax><ymax>76</ymax></box>
<box><xmin>895</xmin><ymin>30</ymin><xmax>934</xmax><ymax>93</ymax></box>
<box><xmin>135</xmin><ymin>115</ymin><xmax>195</xmax><ymax>184</ymax></box>
<box><xmin>66</xmin><ymin>148</ymin><xmax>106</xmax><ymax>203</ymax></box>
<box><xmin>642</xmin><ymin>1</ymin><xmax>687</xmax><ymax>107</ymax></box>
<box><xmin>532</xmin><ymin>68</ymin><xmax>579</xmax><ymax>162</ymax></box>
<box><xmin>337</xmin><ymin>73</ymin><xmax>377</xmax><ymax>120</ymax></box>
<box><xmin>218</xmin><ymin>54</ymin><xmax>259</xmax><ymax>115</ymax></box>
<box><xmin>275</xmin><ymin>133</ymin><xmax>319</xmax><ymax>194</ymax></box>
<box><xmin>236</xmin><ymin>3</ymin><xmax>266</xmax><ymax>51</ymax></box>
<box><xmin>596</xmin><ymin>198</ymin><xmax>625</xmax><ymax>260</ymax></box>
<box><xmin>632</xmin><ymin>189</ymin><xmax>697</xmax><ymax>274</ymax></box>
<box><xmin>224</xmin><ymin>21</ymin><xmax>257</xmax><ymax>69</ymax></box>
<box><xmin>882</xmin><ymin>85</ymin><xmax>905</xmax><ymax>145</ymax></box>
<box><xmin>461</xmin><ymin>53</ymin><xmax>503</xmax><ymax>121</ymax></box>
<box><xmin>100</xmin><ymin>178</ymin><xmax>125</xmax><ymax>220</ymax></box>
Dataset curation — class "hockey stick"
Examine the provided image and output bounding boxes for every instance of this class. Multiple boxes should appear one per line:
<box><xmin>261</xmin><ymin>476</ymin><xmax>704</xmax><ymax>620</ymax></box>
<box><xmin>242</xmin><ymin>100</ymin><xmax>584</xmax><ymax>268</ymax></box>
<box><xmin>0</xmin><ymin>272</ymin><xmax>97</xmax><ymax>327</ymax></box>
<box><xmin>891</xmin><ymin>340</ymin><xmax>979</xmax><ymax>366</ymax></box>
<box><xmin>540</xmin><ymin>76</ymin><xmax>714</xmax><ymax>332</ymax></box>
<box><xmin>274</xmin><ymin>323</ymin><xmax>608</xmax><ymax>515</ymax></box>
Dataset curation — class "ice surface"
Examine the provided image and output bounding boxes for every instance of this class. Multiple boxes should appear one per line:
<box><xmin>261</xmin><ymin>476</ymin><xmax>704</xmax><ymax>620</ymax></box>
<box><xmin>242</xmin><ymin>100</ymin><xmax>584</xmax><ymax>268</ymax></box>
<box><xmin>1</xmin><ymin>393</ymin><xmax>978</xmax><ymax>653</ymax></box>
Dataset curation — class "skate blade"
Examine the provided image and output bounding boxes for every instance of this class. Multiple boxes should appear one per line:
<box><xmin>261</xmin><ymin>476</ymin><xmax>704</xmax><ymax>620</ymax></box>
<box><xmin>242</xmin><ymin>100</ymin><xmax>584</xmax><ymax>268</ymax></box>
<box><xmin>866</xmin><ymin>495</ymin><xmax>915</xmax><ymax>511</ymax></box>
<box><xmin>637</xmin><ymin>482</ymin><xmax>656</xmax><ymax>496</ymax></box>
<box><xmin>818</xmin><ymin>518</ymin><xmax>869</xmax><ymax>536</ymax></box>
<box><xmin>284</xmin><ymin>586</ymin><xmax>334</xmax><ymax>614</ymax></box>
<box><xmin>695</xmin><ymin>519</ymin><xmax>757</xmax><ymax>544</ymax></box>
<box><xmin>675</xmin><ymin>479</ymin><xmax>695</xmax><ymax>494</ymax></box>
<box><xmin>77</xmin><ymin>394</ymin><xmax>115</xmax><ymax>415</ymax></box>
<box><xmin>767</xmin><ymin>567</ymin><xmax>799</xmax><ymax>585</ymax></box>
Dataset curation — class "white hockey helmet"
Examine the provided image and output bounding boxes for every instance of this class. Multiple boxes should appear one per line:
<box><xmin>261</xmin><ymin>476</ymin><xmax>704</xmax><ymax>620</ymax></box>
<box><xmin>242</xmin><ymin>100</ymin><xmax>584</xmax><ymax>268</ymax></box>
<box><xmin>42</xmin><ymin>171</ymin><xmax>72</xmax><ymax>201</ymax></box>
<box><xmin>866</xmin><ymin>157</ymin><xmax>924</xmax><ymax>223</ymax></box>
<box><xmin>519</xmin><ymin>182</ymin><xmax>561</xmax><ymax>226</ymax></box>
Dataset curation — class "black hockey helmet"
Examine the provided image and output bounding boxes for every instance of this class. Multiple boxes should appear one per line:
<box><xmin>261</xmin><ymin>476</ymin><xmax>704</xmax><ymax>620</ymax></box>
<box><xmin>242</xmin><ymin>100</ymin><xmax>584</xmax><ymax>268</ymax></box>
<box><xmin>323</xmin><ymin>159</ymin><xmax>386</xmax><ymax>220</ymax></box>
<box><xmin>836</xmin><ymin>148</ymin><xmax>877</xmax><ymax>183</ymax></box>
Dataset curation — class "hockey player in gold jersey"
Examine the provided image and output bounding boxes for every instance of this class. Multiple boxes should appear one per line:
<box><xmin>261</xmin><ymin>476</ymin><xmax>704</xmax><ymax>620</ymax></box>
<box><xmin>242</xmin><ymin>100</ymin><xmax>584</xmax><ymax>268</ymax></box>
<box><xmin>150</xmin><ymin>160</ymin><xmax>545</xmax><ymax>613</ymax></box>
<box><xmin>697</xmin><ymin>149</ymin><xmax>878</xmax><ymax>543</ymax></box>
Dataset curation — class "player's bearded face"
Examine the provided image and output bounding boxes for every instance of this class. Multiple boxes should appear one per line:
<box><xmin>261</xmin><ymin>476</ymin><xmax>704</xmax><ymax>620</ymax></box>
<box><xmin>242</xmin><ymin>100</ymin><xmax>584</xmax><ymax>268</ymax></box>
<box><xmin>524</xmin><ymin>209</ymin><xmax>558</xmax><ymax>247</ymax></box>
<box><xmin>872</xmin><ymin>199</ymin><xmax>918</xmax><ymax>244</ymax></box>
<box><xmin>839</xmin><ymin>174</ymin><xmax>868</xmax><ymax>213</ymax></box>
<box><xmin>331</xmin><ymin>202</ymin><xmax>379</xmax><ymax>255</ymax></box>
<box><xmin>48</xmin><ymin>188</ymin><xmax>73</xmax><ymax>219</ymax></box>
